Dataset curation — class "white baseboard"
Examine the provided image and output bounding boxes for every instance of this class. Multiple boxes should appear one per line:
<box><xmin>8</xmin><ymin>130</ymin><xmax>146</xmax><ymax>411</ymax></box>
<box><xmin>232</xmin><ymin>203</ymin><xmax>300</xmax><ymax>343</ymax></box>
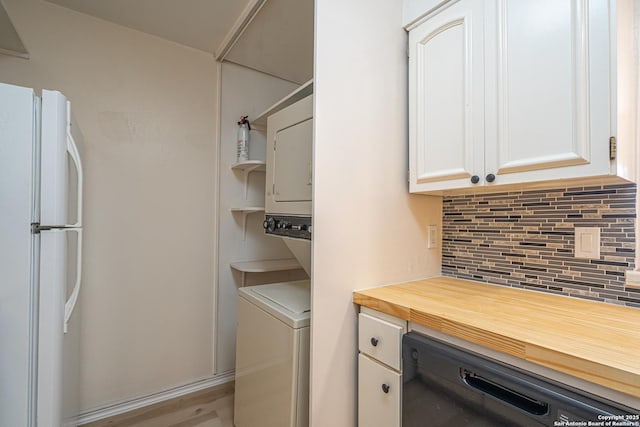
<box><xmin>75</xmin><ymin>372</ymin><xmax>235</xmax><ymax>425</ymax></box>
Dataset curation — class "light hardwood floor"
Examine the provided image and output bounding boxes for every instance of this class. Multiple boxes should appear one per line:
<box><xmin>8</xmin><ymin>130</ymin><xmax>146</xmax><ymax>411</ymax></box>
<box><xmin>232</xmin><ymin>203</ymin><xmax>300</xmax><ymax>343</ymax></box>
<box><xmin>80</xmin><ymin>382</ymin><xmax>235</xmax><ymax>427</ymax></box>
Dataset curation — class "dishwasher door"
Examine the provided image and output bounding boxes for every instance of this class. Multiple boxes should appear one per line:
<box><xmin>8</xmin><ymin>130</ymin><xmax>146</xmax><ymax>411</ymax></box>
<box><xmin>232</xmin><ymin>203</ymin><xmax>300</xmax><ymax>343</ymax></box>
<box><xmin>402</xmin><ymin>332</ymin><xmax>637</xmax><ymax>427</ymax></box>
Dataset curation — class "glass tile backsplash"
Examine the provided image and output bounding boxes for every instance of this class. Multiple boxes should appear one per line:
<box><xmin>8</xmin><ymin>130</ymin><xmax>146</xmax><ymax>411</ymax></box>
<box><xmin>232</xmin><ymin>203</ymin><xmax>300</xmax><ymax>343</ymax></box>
<box><xmin>442</xmin><ymin>184</ymin><xmax>640</xmax><ymax>308</ymax></box>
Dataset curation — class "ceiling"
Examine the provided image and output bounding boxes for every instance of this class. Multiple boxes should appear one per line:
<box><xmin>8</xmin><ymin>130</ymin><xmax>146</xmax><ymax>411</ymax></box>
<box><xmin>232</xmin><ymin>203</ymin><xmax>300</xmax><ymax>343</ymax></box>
<box><xmin>45</xmin><ymin>0</ymin><xmax>252</xmax><ymax>54</ymax></box>
<box><xmin>44</xmin><ymin>0</ymin><xmax>314</xmax><ymax>84</ymax></box>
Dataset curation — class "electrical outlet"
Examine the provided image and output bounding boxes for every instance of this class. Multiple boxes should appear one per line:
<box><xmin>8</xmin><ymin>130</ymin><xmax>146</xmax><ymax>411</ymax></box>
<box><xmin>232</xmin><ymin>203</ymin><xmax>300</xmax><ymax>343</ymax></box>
<box><xmin>428</xmin><ymin>225</ymin><xmax>438</xmax><ymax>249</ymax></box>
<box><xmin>575</xmin><ymin>227</ymin><xmax>600</xmax><ymax>259</ymax></box>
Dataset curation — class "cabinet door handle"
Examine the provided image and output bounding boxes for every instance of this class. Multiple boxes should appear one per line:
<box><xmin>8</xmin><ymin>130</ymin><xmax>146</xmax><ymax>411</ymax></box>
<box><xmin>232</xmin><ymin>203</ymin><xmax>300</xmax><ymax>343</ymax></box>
<box><xmin>471</xmin><ymin>175</ymin><xmax>480</xmax><ymax>184</ymax></box>
<box><xmin>381</xmin><ymin>384</ymin><xmax>390</xmax><ymax>394</ymax></box>
<box><xmin>370</xmin><ymin>337</ymin><xmax>379</xmax><ymax>347</ymax></box>
<box><xmin>486</xmin><ymin>173</ymin><xmax>496</xmax><ymax>183</ymax></box>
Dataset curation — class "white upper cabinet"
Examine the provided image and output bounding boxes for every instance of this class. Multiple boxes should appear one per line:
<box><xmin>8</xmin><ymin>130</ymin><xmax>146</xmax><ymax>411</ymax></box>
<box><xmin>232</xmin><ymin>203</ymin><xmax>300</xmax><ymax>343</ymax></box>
<box><xmin>409</xmin><ymin>0</ymin><xmax>485</xmax><ymax>190</ymax></box>
<box><xmin>408</xmin><ymin>0</ymin><xmax>638</xmax><ymax>193</ymax></box>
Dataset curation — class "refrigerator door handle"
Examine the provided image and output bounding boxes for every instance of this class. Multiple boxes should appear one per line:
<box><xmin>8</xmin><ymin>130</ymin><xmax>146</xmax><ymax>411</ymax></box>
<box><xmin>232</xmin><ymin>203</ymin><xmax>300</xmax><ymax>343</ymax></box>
<box><xmin>64</xmin><ymin>228</ymin><xmax>82</xmax><ymax>333</ymax></box>
<box><xmin>66</xmin><ymin>125</ymin><xmax>83</xmax><ymax>228</ymax></box>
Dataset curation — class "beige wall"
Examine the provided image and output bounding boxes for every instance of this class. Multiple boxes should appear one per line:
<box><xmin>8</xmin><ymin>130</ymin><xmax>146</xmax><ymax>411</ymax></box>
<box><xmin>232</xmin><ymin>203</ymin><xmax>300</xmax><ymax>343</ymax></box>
<box><xmin>1</xmin><ymin>0</ymin><xmax>218</xmax><ymax>411</ymax></box>
<box><xmin>312</xmin><ymin>0</ymin><xmax>442</xmax><ymax>425</ymax></box>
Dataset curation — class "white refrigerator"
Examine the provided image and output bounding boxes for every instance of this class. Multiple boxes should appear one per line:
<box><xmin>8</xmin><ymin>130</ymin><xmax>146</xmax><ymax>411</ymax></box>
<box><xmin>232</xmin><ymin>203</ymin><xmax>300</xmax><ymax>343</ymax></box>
<box><xmin>0</xmin><ymin>82</ymin><xmax>83</xmax><ymax>426</ymax></box>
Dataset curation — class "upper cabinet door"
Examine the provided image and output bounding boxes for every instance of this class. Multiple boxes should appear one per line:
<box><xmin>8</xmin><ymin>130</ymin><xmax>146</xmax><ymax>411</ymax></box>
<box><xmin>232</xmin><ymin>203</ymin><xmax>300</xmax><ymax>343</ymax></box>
<box><xmin>408</xmin><ymin>0</ymin><xmax>485</xmax><ymax>192</ymax></box>
<box><xmin>484</xmin><ymin>0</ymin><xmax>612</xmax><ymax>184</ymax></box>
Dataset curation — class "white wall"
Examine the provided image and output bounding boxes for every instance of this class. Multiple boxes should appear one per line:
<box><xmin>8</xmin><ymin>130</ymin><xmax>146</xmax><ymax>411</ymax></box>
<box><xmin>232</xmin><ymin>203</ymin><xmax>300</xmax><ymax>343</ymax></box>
<box><xmin>312</xmin><ymin>0</ymin><xmax>442</xmax><ymax>425</ymax></box>
<box><xmin>215</xmin><ymin>62</ymin><xmax>306</xmax><ymax>373</ymax></box>
<box><xmin>1</xmin><ymin>0</ymin><xmax>218</xmax><ymax>412</ymax></box>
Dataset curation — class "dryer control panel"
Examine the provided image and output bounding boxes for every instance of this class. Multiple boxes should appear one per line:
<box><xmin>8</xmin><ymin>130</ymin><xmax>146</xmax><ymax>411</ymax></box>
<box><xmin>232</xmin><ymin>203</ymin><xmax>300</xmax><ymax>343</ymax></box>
<box><xmin>263</xmin><ymin>214</ymin><xmax>312</xmax><ymax>240</ymax></box>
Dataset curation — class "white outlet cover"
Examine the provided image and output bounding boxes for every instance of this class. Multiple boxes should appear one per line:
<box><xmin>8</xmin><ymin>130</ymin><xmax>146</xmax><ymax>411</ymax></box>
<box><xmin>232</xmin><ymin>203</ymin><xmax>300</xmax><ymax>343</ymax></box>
<box><xmin>428</xmin><ymin>225</ymin><xmax>438</xmax><ymax>249</ymax></box>
<box><xmin>575</xmin><ymin>227</ymin><xmax>600</xmax><ymax>259</ymax></box>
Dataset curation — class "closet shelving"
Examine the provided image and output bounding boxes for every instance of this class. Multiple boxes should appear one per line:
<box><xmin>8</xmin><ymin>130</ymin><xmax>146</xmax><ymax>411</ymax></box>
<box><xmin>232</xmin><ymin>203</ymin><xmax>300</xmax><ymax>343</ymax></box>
<box><xmin>230</xmin><ymin>258</ymin><xmax>302</xmax><ymax>286</ymax></box>
<box><xmin>229</xmin><ymin>80</ymin><xmax>313</xmax><ymax>285</ymax></box>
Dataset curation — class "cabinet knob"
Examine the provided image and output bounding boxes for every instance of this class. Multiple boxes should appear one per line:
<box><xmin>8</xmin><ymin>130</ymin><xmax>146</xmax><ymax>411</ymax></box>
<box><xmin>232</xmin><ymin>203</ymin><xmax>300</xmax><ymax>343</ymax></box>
<box><xmin>370</xmin><ymin>337</ymin><xmax>379</xmax><ymax>347</ymax></box>
<box><xmin>470</xmin><ymin>175</ymin><xmax>480</xmax><ymax>184</ymax></box>
<box><xmin>486</xmin><ymin>173</ymin><xmax>496</xmax><ymax>183</ymax></box>
<box><xmin>381</xmin><ymin>384</ymin><xmax>390</xmax><ymax>394</ymax></box>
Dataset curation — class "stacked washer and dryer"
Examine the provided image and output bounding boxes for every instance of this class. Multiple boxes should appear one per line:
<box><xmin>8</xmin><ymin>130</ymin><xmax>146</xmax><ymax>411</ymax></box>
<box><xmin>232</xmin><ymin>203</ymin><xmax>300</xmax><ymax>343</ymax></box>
<box><xmin>234</xmin><ymin>94</ymin><xmax>313</xmax><ymax>427</ymax></box>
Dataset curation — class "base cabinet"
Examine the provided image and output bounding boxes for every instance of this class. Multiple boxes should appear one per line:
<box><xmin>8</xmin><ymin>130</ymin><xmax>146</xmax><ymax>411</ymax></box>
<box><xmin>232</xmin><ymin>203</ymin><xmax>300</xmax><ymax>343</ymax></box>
<box><xmin>357</xmin><ymin>309</ymin><xmax>406</xmax><ymax>427</ymax></box>
<box><xmin>358</xmin><ymin>354</ymin><xmax>401</xmax><ymax>427</ymax></box>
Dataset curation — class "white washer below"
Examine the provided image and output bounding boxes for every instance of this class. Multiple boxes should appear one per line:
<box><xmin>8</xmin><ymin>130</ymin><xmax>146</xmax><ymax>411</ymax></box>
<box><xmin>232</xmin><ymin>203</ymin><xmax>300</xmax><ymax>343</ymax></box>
<box><xmin>234</xmin><ymin>280</ymin><xmax>310</xmax><ymax>427</ymax></box>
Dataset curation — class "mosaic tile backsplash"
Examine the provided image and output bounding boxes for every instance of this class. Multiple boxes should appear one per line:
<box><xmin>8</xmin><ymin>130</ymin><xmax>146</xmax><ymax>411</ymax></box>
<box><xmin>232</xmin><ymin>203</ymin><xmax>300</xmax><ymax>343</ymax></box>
<box><xmin>442</xmin><ymin>183</ymin><xmax>640</xmax><ymax>308</ymax></box>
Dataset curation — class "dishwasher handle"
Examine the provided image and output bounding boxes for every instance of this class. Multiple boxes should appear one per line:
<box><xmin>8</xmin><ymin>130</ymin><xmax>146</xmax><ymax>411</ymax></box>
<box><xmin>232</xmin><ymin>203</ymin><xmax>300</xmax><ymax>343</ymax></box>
<box><xmin>461</xmin><ymin>369</ymin><xmax>550</xmax><ymax>416</ymax></box>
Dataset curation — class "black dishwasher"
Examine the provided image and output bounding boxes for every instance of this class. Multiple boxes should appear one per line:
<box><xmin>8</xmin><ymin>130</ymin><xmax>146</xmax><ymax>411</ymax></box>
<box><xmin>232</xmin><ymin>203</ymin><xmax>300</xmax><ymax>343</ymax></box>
<box><xmin>402</xmin><ymin>332</ymin><xmax>639</xmax><ymax>427</ymax></box>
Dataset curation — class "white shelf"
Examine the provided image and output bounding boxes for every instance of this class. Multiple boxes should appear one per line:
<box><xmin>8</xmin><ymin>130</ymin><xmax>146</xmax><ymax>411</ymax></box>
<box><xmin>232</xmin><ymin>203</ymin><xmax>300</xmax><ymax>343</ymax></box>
<box><xmin>230</xmin><ymin>258</ymin><xmax>303</xmax><ymax>285</ymax></box>
<box><xmin>230</xmin><ymin>258</ymin><xmax>301</xmax><ymax>273</ymax></box>
<box><xmin>231</xmin><ymin>160</ymin><xmax>266</xmax><ymax>199</ymax></box>
<box><xmin>230</xmin><ymin>207</ymin><xmax>265</xmax><ymax>240</ymax></box>
<box><xmin>231</xmin><ymin>160</ymin><xmax>266</xmax><ymax>173</ymax></box>
<box><xmin>252</xmin><ymin>79</ymin><xmax>313</xmax><ymax>131</ymax></box>
<box><xmin>230</xmin><ymin>206</ymin><xmax>265</xmax><ymax>214</ymax></box>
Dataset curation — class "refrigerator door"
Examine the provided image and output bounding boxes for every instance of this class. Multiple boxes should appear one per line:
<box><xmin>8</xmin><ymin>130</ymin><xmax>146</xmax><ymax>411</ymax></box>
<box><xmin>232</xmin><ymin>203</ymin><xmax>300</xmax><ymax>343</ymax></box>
<box><xmin>41</xmin><ymin>90</ymin><xmax>69</xmax><ymax>227</ymax></box>
<box><xmin>37</xmin><ymin>229</ymin><xmax>81</xmax><ymax>427</ymax></box>
<box><xmin>0</xmin><ymin>82</ymin><xmax>38</xmax><ymax>427</ymax></box>
<box><xmin>37</xmin><ymin>230</ymin><xmax>66</xmax><ymax>427</ymax></box>
<box><xmin>38</xmin><ymin>228</ymin><xmax>81</xmax><ymax>427</ymax></box>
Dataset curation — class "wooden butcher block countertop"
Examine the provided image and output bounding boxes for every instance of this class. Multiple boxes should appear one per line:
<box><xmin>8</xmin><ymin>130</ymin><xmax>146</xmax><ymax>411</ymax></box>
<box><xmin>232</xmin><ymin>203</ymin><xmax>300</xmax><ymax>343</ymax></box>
<box><xmin>353</xmin><ymin>276</ymin><xmax>640</xmax><ymax>399</ymax></box>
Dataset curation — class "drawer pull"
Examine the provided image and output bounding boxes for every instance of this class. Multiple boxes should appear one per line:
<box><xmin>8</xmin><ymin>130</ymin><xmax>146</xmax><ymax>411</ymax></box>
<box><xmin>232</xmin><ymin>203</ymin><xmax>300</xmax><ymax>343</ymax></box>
<box><xmin>381</xmin><ymin>384</ymin><xmax>390</xmax><ymax>394</ymax></box>
<box><xmin>370</xmin><ymin>337</ymin><xmax>379</xmax><ymax>347</ymax></box>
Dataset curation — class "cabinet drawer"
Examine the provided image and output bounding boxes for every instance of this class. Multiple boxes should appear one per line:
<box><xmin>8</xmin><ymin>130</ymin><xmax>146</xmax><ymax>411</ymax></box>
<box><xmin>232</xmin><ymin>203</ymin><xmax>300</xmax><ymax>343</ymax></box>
<box><xmin>358</xmin><ymin>313</ymin><xmax>404</xmax><ymax>370</ymax></box>
<box><xmin>358</xmin><ymin>354</ymin><xmax>401</xmax><ymax>427</ymax></box>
